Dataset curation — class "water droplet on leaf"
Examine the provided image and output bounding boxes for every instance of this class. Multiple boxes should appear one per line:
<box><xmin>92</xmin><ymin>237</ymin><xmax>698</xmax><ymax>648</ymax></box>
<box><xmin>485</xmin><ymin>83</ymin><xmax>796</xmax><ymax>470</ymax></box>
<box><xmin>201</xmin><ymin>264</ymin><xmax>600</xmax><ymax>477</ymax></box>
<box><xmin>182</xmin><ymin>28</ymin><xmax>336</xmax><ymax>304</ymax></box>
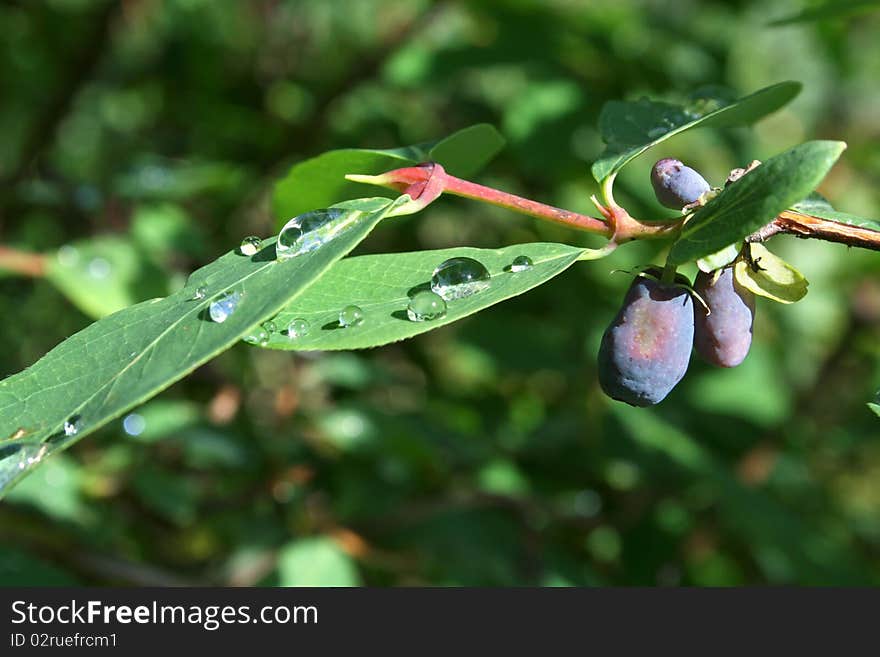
<box><xmin>192</xmin><ymin>285</ymin><xmax>207</xmax><ymax>300</ymax></box>
<box><xmin>244</xmin><ymin>328</ymin><xmax>269</xmax><ymax>345</ymax></box>
<box><xmin>123</xmin><ymin>413</ymin><xmax>146</xmax><ymax>436</ymax></box>
<box><xmin>57</xmin><ymin>245</ymin><xmax>79</xmax><ymax>267</ymax></box>
<box><xmin>88</xmin><ymin>257</ymin><xmax>111</xmax><ymax>279</ymax></box>
<box><xmin>276</xmin><ymin>208</ymin><xmax>349</xmax><ymax>260</ymax></box>
<box><xmin>407</xmin><ymin>290</ymin><xmax>446</xmax><ymax>322</ymax></box>
<box><xmin>64</xmin><ymin>415</ymin><xmax>82</xmax><ymax>437</ymax></box>
<box><xmin>287</xmin><ymin>318</ymin><xmax>310</xmax><ymax>338</ymax></box>
<box><xmin>510</xmin><ymin>255</ymin><xmax>533</xmax><ymax>272</ymax></box>
<box><xmin>262</xmin><ymin>320</ymin><xmax>277</xmax><ymax>334</ymax></box>
<box><xmin>431</xmin><ymin>257</ymin><xmax>491</xmax><ymax>300</ymax></box>
<box><xmin>209</xmin><ymin>290</ymin><xmax>240</xmax><ymax>323</ymax></box>
<box><xmin>339</xmin><ymin>305</ymin><xmax>364</xmax><ymax>328</ymax></box>
<box><xmin>239</xmin><ymin>236</ymin><xmax>262</xmax><ymax>256</ymax></box>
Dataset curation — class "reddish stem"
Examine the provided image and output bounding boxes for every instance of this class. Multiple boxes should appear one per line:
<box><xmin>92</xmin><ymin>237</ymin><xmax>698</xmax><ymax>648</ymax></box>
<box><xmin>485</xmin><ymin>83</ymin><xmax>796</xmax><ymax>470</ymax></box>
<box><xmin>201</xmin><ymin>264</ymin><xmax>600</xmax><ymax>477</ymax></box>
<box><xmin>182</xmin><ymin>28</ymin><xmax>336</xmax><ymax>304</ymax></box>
<box><xmin>441</xmin><ymin>174</ymin><xmax>612</xmax><ymax>236</ymax></box>
<box><xmin>0</xmin><ymin>246</ymin><xmax>47</xmax><ymax>277</ymax></box>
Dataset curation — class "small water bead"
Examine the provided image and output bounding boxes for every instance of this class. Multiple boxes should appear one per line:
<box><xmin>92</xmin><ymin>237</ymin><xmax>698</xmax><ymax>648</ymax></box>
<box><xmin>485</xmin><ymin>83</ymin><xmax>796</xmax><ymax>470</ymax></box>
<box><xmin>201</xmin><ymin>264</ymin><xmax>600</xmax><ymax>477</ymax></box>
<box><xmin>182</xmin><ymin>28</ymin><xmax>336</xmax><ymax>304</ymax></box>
<box><xmin>339</xmin><ymin>305</ymin><xmax>364</xmax><ymax>328</ymax></box>
<box><xmin>510</xmin><ymin>255</ymin><xmax>533</xmax><ymax>272</ymax></box>
<box><xmin>276</xmin><ymin>208</ymin><xmax>347</xmax><ymax>261</ymax></box>
<box><xmin>239</xmin><ymin>236</ymin><xmax>262</xmax><ymax>256</ymax></box>
<box><xmin>64</xmin><ymin>415</ymin><xmax>82</xmax><ymax>437</ymax></box>
<box><xmin>407</xmin><ymin>290</ymin><xmax>446</xmax><ymax>322</ymax></box>
<box><xmin>88</xmin><ymin>257</ymin><xmax>112</xmax><ymax>279</ymax></box>
<box><xmin>209</xmin><ymin>290</ymin><xmax>240</xmax><ymax>323</ymax></box>
<box><xmin>287</xmin><ymin>318</ymin><xmax>310</xmax><ymax>339</ymax></box>
<box><xmin>244</xmin><ymin>328</ymin><xmax>270</xmax><ymax>345</ymax></box>
<box><xmin>57</xmin><ymin>245</ymin><xmax>79</xmax><ymax>267</ymax></box>
<box><xmin>192</xmin><ymin>285</ymin><xmax>208</xmax><ymax>301</ymax></box>
<box><xmin>123</xmin><ymin>413</ymin><xmax>146</xmax><ymax>437</ymax></box>
<box><xmin>430</xmin><ymin>257</ymin><xmax>491</xmax><ymax>301</ymax></box>
<box><xmin>262</xmin><ymin>320</ymin><xmax>277</xmax><ymax>334</ymax></box>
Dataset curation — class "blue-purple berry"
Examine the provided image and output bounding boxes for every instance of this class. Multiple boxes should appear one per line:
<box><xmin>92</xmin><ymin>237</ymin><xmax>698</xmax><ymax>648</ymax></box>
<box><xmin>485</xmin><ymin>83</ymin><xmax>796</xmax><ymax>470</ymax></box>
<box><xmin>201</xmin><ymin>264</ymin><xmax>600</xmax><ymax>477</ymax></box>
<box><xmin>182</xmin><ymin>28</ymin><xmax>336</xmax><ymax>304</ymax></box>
<box><xmin>598</xmin><ymin>268</ymin><xmax>694</xmax><ymax>407</ymax></box>
<box><xmin>651</xmin><ymin>158</ymin><xmax>711</xmax><ymax>209</ymax></box>
<box><xmin>693</xmin><ymin>266</ymin><xmax>755</xmax><ymax>368</ymax></box>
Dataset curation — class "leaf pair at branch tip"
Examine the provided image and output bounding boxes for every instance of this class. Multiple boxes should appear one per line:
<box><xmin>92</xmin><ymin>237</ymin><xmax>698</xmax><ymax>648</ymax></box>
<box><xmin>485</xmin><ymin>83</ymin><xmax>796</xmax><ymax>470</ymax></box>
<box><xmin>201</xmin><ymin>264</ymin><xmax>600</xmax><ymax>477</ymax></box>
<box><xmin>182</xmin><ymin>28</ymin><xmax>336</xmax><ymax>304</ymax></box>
<box><xmin>272</xmin><ymin>124</ymin><xmax>505</xmax><ymax>227</ymax></box>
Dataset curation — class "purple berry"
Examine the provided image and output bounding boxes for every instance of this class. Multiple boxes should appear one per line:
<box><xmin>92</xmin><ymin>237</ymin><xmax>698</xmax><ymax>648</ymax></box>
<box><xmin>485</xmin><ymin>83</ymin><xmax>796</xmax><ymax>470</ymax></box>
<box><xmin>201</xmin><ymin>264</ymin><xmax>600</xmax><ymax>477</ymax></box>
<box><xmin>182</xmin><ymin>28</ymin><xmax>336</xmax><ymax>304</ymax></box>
<box><xmin>651</xmin><ymin>158</ymin><xmax>711</xmax><ymax>209</ymax></box>
<box><xmin>598</xmin><ymin>268</ymin><xmax>694</xmax><ymax>407</ymax></box>
<box><xmin>693</xmin><ymin>266</ymin><xmax>755</xmax><ymax>368</ymax></box>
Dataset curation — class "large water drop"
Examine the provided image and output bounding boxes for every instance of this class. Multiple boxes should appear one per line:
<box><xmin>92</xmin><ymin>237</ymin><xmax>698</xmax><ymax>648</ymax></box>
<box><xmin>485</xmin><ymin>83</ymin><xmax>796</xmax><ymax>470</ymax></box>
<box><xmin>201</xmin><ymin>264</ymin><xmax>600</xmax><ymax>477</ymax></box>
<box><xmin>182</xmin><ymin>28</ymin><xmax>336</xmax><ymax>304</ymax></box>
<box><xmin>209</xmin><ymin>290</ymin><xmax>240</xmax><ymax>323</ymax></box>
<box><xmin>276</xmin><ymin>208</ymin><xmax>348</xmax><ymax>261</ymax></box>
<box><xmin>430</xmin><ymin>257</ymin><xmax>491</xmax><ymax>301</ymax></box>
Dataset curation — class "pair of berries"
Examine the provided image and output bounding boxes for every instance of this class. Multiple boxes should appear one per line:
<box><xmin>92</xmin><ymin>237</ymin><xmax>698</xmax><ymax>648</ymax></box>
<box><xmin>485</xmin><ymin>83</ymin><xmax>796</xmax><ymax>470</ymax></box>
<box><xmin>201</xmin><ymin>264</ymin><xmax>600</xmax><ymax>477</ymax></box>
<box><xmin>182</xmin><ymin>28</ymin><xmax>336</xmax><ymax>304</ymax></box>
<box><xmin>598</xmin><ymin>266</ymin><xmax>756</xmax><ymax>406</ymax></box>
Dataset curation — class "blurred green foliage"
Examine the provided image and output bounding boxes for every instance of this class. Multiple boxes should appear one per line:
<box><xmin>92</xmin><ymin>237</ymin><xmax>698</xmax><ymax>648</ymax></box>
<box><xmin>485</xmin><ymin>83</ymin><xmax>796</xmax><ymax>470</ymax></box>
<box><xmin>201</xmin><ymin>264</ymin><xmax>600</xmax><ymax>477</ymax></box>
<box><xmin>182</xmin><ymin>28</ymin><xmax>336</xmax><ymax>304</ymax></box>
<box><xmin>1</xmin><ymin>0</ymin><xmax>879</xmax><ymax>586</ymax></box>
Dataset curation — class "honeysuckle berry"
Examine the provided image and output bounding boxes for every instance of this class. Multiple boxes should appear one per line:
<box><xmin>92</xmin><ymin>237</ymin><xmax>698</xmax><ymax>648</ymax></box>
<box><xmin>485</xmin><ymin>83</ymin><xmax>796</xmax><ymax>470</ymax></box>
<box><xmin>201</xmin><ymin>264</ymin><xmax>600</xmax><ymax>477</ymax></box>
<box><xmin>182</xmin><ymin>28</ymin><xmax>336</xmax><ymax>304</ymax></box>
<box><xmin>693</xmin><ymin>266</ymin><xmax>755</xmax><ymax>367</ymax></box>
<box><xmin>598</xmin><ymin>268</ymin><xmax>694</xmax><ymax>406</ymax></box>
<box><xmin>651</xmin><ymin>158</ymin><xmax>711</xmax><ymax>210</ymax></box>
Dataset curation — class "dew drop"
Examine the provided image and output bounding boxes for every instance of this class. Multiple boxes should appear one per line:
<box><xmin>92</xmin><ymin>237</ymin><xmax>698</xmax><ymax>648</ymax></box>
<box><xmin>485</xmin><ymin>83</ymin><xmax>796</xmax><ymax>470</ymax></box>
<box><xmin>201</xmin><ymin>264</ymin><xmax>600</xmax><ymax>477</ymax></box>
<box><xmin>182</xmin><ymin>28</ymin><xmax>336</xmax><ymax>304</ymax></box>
<box><xmin>88</xmin><ymin>257</ymin><xmax>112</xmax><ymax>279</ymax></box>
<box><xmin>64</xmin><ymin>415</ymin><xmax>82</xmax><ymax>437</ymax></box>
<box><xmin>510</xmin><ymin>255</ymin><xmax>533</xmax><ymax>272</ymax></box>
<box><xmin>57</xmin><ymin>245</ymin><xmax>79</xmax><ymax>267</ymax></box>
<box><xmin>192</xmin><ymin>285</ymin><xmax>208</xmax><ymax>301</ymax></box>
<box><xmin>262</xmin><ymin>320</ymin><xmax>277</xmax><ymax>334</ymax></box>
<box><xmin>287</xmin><ymin>318</ymin><xmax>310</xmax><ymax>339</ymax></box>
<box><xmin>123</xmin><ymin>413</ymin><xmax>146</xmax><ymax>437</ymax></box>
<box><xmin>239</xmin><ymin>235</ymin><xmax>262</xmax><ymax>256</ymax></box>
<box><xmin>339</xmin><ymin>305</ymin><xmax>364</xmax><ymax>328</ymax></box>
<box><xmin>276</xmin><ymin>208</ymin><xmax>348</xmax><ymax>260</ymax></box>
<box><xmin>430</xmin><ymin>257</ymin><xmax>491</xmax><ymax>301</ymax></box>
<box><xmin>407</xmin><ymin>290</ymin><xmax>446</xmax><ymax>322</ymax></box>
<box><xmin>209</xmin><ymin>290</ymin><xmax>240</xmax><ymax>323</ymax></box>
<box><xmin>244</xmin><ymin>328</ymin><xmax>270</xmax><ymax>345</ymax></box>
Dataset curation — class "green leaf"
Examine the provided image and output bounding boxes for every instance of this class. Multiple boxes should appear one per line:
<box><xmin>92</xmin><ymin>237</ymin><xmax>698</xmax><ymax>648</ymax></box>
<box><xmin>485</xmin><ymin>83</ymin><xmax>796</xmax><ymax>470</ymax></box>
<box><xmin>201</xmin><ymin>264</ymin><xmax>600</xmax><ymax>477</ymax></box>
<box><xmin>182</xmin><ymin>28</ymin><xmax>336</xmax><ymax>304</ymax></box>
<box><xmin>769</xmin><ymin>0</ymin><xmax>880</xmax><ymax>26</ymax></box>
<box><xmin>733</xmin><ymin>244</ymin><xmax>809</xmax><ymax>304</ymax></box>
<box><xmin>0</xmin><ymin>197</ymin><xmax>403</xmax><ymax>498</ymax></box>
<box><xmin>272</xmin><ymin>124</ymin><xmax>505</xmax><ymax>225</ymax></box>
<box><xmin>792</xmin><ymin>194</ymin><xmax>880</xmax><ymax>232</ymax></box>
<box><xmin>46</xmin><ymin>236</ymin><xmax>170</xmax><ymax>318</ymax></box>
<box><xmin>591</xmin><ymin>82</ymin><xmax>801</xmax><ymax>184</ymax></box>
<box><xmin>277</xmin><ymin>536</ymin><xmax>361</xmax><ymax>586</ymax></box>
<box><xmin>696</xmin><ymin>242</ymin><xmax>741</xmax><ymax>273</ymax></box>
<box><xmin>667</xmin><ymin>140</ymin><xmax>846</xmax><ymax>265</ymax></box>
<box><xmin>260</xmin><ymin>242</ymin><xmax>596</xmax><ymax>351</ymax></box>
<box><xmin>868</xmin><ymin>403</ymin><xmax>880</xmax><ymax>419</ymax></box>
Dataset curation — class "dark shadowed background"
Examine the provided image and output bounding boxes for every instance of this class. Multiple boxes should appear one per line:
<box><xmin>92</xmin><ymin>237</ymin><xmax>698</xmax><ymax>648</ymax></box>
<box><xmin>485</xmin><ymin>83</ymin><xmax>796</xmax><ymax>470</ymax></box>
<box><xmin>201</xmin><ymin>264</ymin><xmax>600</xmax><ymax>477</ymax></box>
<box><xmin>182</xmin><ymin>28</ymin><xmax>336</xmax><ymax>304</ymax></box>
<box><xmin>1</xmin><ymin>0</ymin><xmax>879</xmax><ymax>585</ymax></box>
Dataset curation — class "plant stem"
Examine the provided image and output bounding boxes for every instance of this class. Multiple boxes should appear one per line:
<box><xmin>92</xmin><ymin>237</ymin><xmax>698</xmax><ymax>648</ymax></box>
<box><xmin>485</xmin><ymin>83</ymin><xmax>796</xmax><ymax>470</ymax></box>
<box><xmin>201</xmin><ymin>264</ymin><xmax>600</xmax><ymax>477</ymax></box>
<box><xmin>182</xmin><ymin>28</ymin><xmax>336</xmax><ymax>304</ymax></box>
<box><xmin>754</xmin><ymin>211</ymin><xmax>880</xmax><ymax>252</ymax></box>
<box><xmin>440</xmin><ymin>173</ymin><xmax>612</xmax><ymax>236</ymax></box>
<box><xmin>349</xmin><ymin>163</ymin><xmax>880</xmax><ymax>252</ymax></box>
<box><xmin>0</xmin><ymin>246</ymin><xmax>47</xmax><ymax>277</ymax></box>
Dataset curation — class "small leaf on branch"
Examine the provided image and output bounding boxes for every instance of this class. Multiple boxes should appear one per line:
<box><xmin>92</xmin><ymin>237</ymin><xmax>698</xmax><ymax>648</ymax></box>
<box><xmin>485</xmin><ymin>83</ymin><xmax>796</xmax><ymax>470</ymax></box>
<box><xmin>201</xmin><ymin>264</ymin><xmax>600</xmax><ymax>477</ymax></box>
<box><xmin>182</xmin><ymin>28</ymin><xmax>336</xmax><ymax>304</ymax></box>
<box><xmin>733</xmin><ymin>244</ymin><xmax>808</xmax><ymax>304</ymax></box>
<box><xmin>272</xmin><ymin>124</ymin><xmax>504</xmax><ymax>226</ymax></box>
